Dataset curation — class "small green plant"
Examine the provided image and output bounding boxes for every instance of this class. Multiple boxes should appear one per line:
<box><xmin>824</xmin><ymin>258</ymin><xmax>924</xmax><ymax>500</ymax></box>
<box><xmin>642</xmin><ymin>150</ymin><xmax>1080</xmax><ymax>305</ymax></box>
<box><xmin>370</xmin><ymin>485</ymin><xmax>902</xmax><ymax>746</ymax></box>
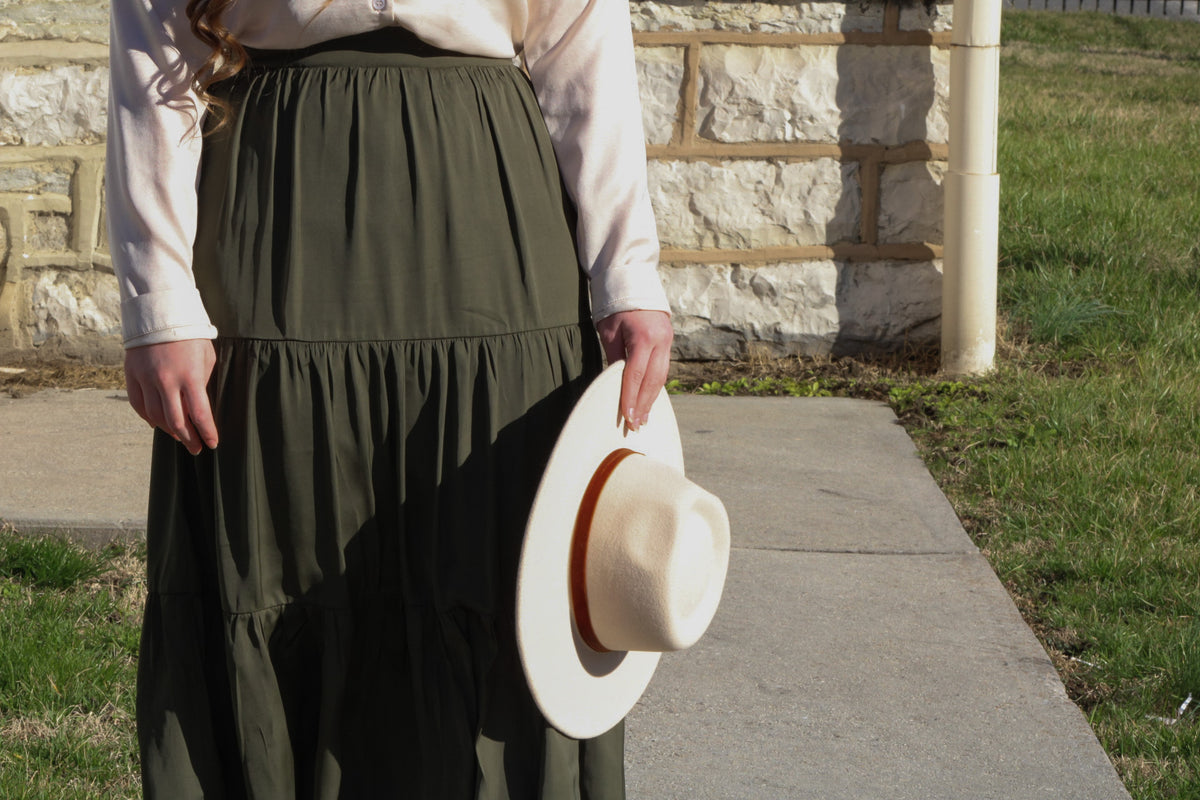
<box><xmin>697</xmin><ymin>380</ymin><xmax>735</xmax><ymax>396</ymax></box>
<box><xmin>1025</xmin><ymin>294</ymin><xmax>1126</xmax><ymax>346</ymax></box>
<box><xmin>691</xmin><ymin>376</ymin><xmax>833</xmax><ymax>397</ymax></box>
<box><xmin>886</xmin><ymin>380</ymin><xmax>981</xmax><ymax>422</ymax></box>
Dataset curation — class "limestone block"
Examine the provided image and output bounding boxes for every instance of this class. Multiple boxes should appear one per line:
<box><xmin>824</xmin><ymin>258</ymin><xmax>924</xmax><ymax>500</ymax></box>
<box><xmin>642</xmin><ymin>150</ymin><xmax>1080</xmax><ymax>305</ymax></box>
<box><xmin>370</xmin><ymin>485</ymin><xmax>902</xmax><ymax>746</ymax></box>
<box><xmin>836</xmin><ymin>45</ymin><xmax>949</xmax><ymax>145</ymax></box>
<box><xmin>663</xmin><ymin>259</ymin><xmax>941</xmax><ymax>358</ymax></box>
<box><xmin>631</xmin><ymin>2</ymin><xmax>884</xmax><ymax>34</ymax></box>
<box><xmin>663</xmin><ymin>262</ymin><xmax>841</xmax><ymax>359</ymax></box>
<box><xmin>698</xmin><ymin>44</ymin><xmax>949</xmax><ymax>145</ymax></box>
<box><xmin>699</xmin><ymin>45</ymin><xmax>838</xmax><ymax>143</ymax></box>
<box><xmin>0</xmin><ymin>0</ymin><xmax>111</xmax><ymax>43</ymax></box>
<box><xmin>0</xmin><ymin>162</ymin><xmax>73</xmax><ymax>195</ymax></box>
<box><xmin>878</xmin><ymin>161</ymin><xmax>944</xmax><ymax>244</ymax></box>
<box><xmin>636</xmin><ymin>46</ymin><xmax>685</xmax><ymax>146</ymax></box>
<box><xmin>27</xmin><ymin>212</ymin><xmax>70</xmax><ymax>252</ymax></box>
<box><xmin>648</xmin><ymin>158</ymin><xmax>860</xmax><ymax>249</ymax></box>
<box><xmin>27</xmin><ymin>267</ymin><xmax>122</xmax><ymax>345</ymax></box>
<box><xmin>834</xmin><ymin>260</ymin><xmax>942</xmax><ymax>350</ymax></box>
<box><xmin>0</xmin><ymin>65</ymin><xmax>108</xmax><ymax>146</ymax></box>
<box><xmin>900</xmin><ymin>1</ymin><xmax>954</xmax><ymax>31</ymax></box>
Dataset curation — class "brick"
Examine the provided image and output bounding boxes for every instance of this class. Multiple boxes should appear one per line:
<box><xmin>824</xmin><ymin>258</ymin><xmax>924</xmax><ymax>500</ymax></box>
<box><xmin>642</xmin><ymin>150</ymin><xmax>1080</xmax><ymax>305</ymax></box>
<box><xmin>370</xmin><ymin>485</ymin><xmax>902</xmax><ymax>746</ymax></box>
<box><xmin>899</xmin><ymin>1</ymin><xmax>954</xmax><ymax>31</ymax></box>
<box><xmin>0</xmin><ymin>0</ymin><xmax>111</xmax><ymax>44</ymax></box>
<box><xmin>698</xmin><ymin>44</ymin><xmax>949</xmax><ymax>145</ymax></box>
<box><xmin>27</xmin><ymin>267</ymin><xmax>122</xmax><ymax>345</ymax></box>
<box><xmin>631</xmin><ymin>1</ymin><xmax>885</xmax><ymax>34</ymax></box>
<box><xmin>648</xmin><ymin>158</ymin><xmax>860</xmax><ymax>249</ymax></box>
<box><xmin>636</xmin><ymin>46</ymin><xmax>686</xmax><ymax>145</ymax></box>
<box><xmin>0</xmin><ymin>65</ymin><xmax>109</xmax><ymax>146</ymax></box>
<box><xmin>0</xmin><ymin>162</ymin><xmax>73</xmax><ymax>195</ymax></box>
<box><xmin>878</xmin><ymin>160</ymin><xmax>945</xmax><ymax>244</ymax></box>
<box><xmin>662</xmin><ymin>259</ymin><xmax>943</xmax><ymax>358</ymax></box>
<box><xmin>27</xmin><ymin>211</ymin><xmax>70</xmax><ymax>252</ymax></box>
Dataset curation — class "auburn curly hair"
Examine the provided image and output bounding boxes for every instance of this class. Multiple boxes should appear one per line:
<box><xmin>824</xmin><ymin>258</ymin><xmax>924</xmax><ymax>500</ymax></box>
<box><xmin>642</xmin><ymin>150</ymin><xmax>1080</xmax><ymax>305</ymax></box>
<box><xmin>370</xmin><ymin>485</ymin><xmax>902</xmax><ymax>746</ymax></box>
<box><xmin>185</xmin><ymin>0</ymin><xmax>248</xmax><ymax>131</ymax></box>
<box><xmin>186</xmin><ymin>0</ymin><xmax>333</xmax><ymax>132</ymax></box>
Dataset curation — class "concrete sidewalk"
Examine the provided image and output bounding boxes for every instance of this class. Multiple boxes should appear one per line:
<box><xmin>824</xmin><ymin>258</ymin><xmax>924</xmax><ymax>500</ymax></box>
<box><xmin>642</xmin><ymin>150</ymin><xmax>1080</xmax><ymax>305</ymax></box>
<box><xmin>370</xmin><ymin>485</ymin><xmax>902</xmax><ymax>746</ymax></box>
<box><xmin>0</xmin><ymin>389</ymin><xmax>1131</xmax><ymax>799</ymax></box>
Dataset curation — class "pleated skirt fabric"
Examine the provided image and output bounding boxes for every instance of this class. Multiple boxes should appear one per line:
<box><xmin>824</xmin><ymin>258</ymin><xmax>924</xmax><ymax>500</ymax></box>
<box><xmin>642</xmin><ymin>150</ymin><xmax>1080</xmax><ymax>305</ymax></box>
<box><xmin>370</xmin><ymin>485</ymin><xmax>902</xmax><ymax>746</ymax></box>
<box><xmin>136</xmin><ymin>29</ymin><xmax>620</xmax><ymax>799</ymax></box>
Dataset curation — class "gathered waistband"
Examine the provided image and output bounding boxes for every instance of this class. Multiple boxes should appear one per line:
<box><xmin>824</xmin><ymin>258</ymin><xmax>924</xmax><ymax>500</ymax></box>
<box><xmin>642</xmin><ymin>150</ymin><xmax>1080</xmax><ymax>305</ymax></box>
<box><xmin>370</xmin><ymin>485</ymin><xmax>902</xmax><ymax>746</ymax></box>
<box><xmin>244</xmin><ymin>27</ymin><xmax>515</xmax><ymax>70</ymax></box>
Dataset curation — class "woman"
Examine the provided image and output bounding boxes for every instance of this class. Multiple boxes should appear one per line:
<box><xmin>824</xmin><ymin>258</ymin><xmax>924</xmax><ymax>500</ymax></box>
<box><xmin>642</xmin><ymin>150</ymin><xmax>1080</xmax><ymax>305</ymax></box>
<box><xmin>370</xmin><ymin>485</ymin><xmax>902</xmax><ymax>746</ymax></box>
<box><xmin>106</xmin><ymin>1</ymin><xmax>672</xmax><ymax>797</ymax></box>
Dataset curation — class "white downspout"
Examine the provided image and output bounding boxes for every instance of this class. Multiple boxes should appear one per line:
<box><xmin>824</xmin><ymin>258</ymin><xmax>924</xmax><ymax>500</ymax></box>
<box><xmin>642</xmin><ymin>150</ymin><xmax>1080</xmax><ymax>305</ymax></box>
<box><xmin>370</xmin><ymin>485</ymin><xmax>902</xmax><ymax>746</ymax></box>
<box><xmin>941</xmin><ymin>0</ymin><xmax>1003</xmax><ymax>375</ymax></box>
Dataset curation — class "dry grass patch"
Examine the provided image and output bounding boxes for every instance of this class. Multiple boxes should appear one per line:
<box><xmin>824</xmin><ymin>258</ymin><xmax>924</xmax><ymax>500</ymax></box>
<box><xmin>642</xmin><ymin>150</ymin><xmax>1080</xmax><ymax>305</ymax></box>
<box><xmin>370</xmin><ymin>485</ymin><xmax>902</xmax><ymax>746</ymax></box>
<box><xmin>1113</xmin><ymin>755</ymin><xmax>1169</xmax><ymax>784</ymax></box>
<box><xmin>0</xmin><ymin>358</ymin><xmax>124</xmax><ymax>399</ymax></box>
<box><xmin>0</xmin><ymin>704</ymin><xmax>134</xmax><ymax>750</ymax></box>
<box><xmin>668</xmin><ymin>348</ymin><xmax>942</xmax><ymax>399</ymax></box>
<box><xmin>1004</xmin><ymin>42</ymin><xmax>1199</xmax><ymax>78</ymax></box>
<box><xmin>1112</xmin><ymin>752</ymin><xmax>1196</xmax><ymax>790</ymax></box>
<box><xmin>83</xmin><ymin>548</ymin><xmax>147</xmax><ymax>623</ymax></box>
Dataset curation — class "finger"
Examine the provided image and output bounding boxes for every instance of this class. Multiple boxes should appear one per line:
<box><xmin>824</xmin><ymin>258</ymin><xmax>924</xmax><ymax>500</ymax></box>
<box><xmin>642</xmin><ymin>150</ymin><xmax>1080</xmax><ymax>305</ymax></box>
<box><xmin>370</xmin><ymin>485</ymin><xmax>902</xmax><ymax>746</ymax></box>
<box><xmin>634</xmin><ymin>343</ymin><xmax>671</xmax><ymax>426</ymax></box>
<box><xmin>176</xmin><ymin>419</ymin><xmax>202</xmax><ymax>456</ymax></box>
<box><xmin>183</xmin><ymin>382</ymin><xmax>219</xmax><ymax>451</ymax></box>
<box><xmin>140</xmin><ymin>385</ymin><xmax>168</xmax><ymax>434</ymax></box>
<box><xmin>620</xmin><ymin>345</ymin><xmax>651</xmax><ymax>430</ymax></box>
<box><xmin>160</xmin><ymin>390</ymin><xmax>200</xmax><ymax>453</ymax></box>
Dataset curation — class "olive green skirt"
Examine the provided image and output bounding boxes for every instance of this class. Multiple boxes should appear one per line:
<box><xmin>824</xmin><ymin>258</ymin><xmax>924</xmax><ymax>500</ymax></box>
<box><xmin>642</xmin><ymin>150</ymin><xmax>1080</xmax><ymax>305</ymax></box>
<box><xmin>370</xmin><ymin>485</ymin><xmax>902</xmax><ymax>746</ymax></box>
<box><xmin>137</xmin><ymin>30</ymin><xmax>617</xmax><ymax>799</ymax></box>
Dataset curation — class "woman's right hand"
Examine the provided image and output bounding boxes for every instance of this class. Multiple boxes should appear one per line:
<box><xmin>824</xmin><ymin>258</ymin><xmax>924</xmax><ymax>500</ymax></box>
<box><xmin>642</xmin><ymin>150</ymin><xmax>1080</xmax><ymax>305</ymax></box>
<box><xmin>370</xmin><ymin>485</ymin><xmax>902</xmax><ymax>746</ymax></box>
<box><xmin>124</xmin><ymin>339</ymin><xmax>219</xmax><ymax>456</ymax></box>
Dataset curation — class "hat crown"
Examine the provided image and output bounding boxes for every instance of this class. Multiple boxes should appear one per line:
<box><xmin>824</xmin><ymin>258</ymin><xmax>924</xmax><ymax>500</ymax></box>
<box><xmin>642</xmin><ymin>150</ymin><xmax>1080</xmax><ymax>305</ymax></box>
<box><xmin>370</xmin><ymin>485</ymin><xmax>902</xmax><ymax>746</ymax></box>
<box><xmin>581</xmin><ymin>453</ymin><xmax>731</xmax><ymax>654</ymax></box>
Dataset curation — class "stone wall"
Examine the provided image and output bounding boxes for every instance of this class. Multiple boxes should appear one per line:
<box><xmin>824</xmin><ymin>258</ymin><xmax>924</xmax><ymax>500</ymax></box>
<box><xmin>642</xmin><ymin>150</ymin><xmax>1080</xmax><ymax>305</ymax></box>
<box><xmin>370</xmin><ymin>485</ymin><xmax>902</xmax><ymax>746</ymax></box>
<box><xmin>633</xmin><ymin>0</ymin><xmax>951</xmax><ymax>358</ymax></box>
<box><xmin>0</xmin><ymin>0</ymin><xmax>115</xmax><ymax>361</ymax></box>
<box><xmin>0</xmin><ymin>0</ymin><xmax>951</xmax><ymax>363</ymax></box>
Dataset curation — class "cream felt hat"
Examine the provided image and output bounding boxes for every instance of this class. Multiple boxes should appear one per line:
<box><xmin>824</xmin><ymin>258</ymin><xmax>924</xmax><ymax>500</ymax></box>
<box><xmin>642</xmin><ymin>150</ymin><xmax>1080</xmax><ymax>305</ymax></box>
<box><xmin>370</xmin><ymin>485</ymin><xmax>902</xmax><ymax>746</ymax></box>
<box><xmin>516</xmin><ymin>361</ymin><xmax>731</xmax><ymax>740</ymax></box>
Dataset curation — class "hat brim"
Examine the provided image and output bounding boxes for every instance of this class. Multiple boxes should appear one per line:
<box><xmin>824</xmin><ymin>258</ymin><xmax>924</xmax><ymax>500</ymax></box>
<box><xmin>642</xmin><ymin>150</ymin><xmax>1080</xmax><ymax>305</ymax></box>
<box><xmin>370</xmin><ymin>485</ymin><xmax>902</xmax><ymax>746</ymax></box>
<box><xmin>516</xmin><ymin>361</ymin><xmax>684</xmax><ymax>740</ymax></box>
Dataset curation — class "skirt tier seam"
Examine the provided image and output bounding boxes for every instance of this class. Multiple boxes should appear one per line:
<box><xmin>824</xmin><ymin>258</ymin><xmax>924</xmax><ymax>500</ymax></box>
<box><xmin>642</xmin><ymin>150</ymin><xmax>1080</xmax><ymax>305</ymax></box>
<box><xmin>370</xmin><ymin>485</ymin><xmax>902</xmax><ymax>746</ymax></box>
<box><xmin>216</xmin><ymin>321</ymin><xmax>585</xmax><ymax>346</ymax></box>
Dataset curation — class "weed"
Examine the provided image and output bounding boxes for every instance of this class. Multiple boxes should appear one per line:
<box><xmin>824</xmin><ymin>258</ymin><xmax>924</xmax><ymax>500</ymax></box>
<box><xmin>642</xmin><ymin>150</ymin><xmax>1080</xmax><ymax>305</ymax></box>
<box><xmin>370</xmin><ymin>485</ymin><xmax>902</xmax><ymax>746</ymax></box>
<box><xmin>886</xmin><ymin>380</ymin><xmax>978</xmax><ymax>420</ymax></box>
<box><xmin>0</xmin><ymin>533</ymin><xmax>106</xmax><ymax>591</ymax></box>
<box><xmin>692</xmin><ymin>376</ymin><xmax>834</xmax><ymax>397</ymax></box>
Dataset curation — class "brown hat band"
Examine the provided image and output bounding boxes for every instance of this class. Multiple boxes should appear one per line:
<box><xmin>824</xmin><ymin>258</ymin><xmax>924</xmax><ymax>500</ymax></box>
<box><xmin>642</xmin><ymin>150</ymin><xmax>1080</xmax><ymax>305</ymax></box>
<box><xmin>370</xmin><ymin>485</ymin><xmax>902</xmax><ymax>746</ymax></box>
<box><xmin>569</xmin><ymin>447</ymin><xmax>638</xmax><ymax>653</ymax></box>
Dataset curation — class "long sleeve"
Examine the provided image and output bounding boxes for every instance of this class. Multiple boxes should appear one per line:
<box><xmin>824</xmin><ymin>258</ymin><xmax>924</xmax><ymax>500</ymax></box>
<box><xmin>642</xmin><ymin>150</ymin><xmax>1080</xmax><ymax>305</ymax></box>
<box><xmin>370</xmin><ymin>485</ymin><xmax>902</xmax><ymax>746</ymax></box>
<box><xmin>104</xmin><ymin>0</ymin><xmax>670</xmax><ymax>342</ymax></box>
<box><xmin>105</xmin><ymin>0</ymin><xmax>218</xmax><ymax>347</ymax></box>
<box><xmin>522</xmin><ymin>0</ymin><xmax>671</xmax><ymax>321</ymax></box>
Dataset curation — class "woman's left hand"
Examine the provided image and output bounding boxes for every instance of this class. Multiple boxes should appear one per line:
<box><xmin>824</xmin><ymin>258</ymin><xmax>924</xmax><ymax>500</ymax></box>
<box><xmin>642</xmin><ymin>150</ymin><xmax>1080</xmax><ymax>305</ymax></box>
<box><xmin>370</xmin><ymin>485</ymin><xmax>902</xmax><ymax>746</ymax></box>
<box><xmin>594</xmin><ymin>309</ymin><xmax>673</xmax><ymax>431</ymax></box>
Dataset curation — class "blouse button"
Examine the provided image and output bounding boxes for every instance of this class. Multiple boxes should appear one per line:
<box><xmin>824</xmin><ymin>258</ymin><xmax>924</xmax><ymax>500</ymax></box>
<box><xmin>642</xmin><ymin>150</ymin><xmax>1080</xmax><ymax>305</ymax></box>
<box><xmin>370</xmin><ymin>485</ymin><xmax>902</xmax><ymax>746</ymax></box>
<box><xmin>371</xmin><ymin>0</ymin><xmax>386</xmax><ymax>9</ymax></box>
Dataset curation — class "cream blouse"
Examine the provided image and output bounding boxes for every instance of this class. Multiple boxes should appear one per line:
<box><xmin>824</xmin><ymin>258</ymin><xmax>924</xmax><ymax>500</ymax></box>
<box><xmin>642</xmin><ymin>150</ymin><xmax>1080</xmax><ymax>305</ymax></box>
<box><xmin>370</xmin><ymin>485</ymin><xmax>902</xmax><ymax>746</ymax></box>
<box><xmin>106</xmin><ymin>0</ymin><xmax>670</xmax><ymax>348</ymax></box>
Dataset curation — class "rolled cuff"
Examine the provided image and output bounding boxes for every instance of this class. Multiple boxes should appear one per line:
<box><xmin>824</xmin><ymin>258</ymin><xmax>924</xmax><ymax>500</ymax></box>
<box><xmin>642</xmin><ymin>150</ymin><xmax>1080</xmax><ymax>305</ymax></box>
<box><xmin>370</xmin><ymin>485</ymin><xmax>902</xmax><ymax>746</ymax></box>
<box><xmin>589</xmin><ymin>261</ymin><xmax>672</xmax><ymax>322</ymax></box>
<box><xmin>121</xmin><ymin>287</ymin><xmax>219</xmax><ymax>348</ymax></box>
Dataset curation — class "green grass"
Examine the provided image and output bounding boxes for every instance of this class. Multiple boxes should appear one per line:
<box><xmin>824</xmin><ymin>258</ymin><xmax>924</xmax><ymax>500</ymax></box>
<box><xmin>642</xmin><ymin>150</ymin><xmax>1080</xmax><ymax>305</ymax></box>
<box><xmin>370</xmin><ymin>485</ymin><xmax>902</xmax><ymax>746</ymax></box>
<box><xmin>998</xmin><ymin>18</ymin><xmax>1200</xmax><ymax>363</ymax></box>
<box><xmin>934</xmin><ymin>12</ymin><xmax>1200</xmax><ymax>797</ymax></box>
<box><xmin>0</xmin><ymin>535</ymin><xmax>107</xmax><ymax>590</ymax></box>
<box><xmin>0</xmin><ymin>530</ymin><xmax>142</xmax><ymax>799</ymax></box>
